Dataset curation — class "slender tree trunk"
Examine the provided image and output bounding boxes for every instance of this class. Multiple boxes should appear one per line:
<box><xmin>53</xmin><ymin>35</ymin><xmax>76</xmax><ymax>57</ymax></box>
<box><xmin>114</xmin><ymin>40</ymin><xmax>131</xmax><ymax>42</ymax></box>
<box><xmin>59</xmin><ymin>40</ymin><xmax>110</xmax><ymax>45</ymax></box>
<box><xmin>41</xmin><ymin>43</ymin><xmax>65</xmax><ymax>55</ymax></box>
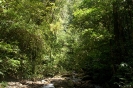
<box><xmin>112</xmin><ymin>0</ymin><xmax>133</xmax><ymax>70</ymax></box>
<box><xmin>113</xmin><ymin>1</ymin><xmax>122</xmax><ymax>65</ymax></box>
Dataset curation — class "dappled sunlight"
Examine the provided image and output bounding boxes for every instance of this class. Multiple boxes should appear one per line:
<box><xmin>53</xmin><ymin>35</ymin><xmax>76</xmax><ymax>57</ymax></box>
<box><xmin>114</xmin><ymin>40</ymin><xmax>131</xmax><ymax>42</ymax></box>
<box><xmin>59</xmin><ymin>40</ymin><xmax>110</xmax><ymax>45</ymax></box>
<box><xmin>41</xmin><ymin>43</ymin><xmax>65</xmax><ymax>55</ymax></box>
<box><xmin>4</xmin><ymin>73</ymin><xmax>103</xmax><ymax>88</ymax></box>
<box><xmin>0</xmin><ymin>0</ymin><xmax>133</xmax><ymax>88</ymax></box>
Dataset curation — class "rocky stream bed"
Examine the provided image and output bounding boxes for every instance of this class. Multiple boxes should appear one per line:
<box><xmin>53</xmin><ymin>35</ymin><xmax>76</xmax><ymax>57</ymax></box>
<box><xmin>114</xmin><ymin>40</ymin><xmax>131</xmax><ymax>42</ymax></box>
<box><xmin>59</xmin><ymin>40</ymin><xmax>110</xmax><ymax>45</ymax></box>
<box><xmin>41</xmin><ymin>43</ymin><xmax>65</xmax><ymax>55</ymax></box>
<box><xmin>0</xmin><ymin>74</ymin><xmax>101</xmax><ymax>88</ymax></box>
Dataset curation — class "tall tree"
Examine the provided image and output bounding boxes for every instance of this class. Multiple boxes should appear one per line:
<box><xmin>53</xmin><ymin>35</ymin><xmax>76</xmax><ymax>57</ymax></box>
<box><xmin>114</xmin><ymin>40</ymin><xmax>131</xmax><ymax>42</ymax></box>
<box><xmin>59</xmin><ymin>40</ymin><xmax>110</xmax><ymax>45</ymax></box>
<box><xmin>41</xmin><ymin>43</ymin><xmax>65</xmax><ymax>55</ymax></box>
<box><xmin>0</xmin><ymin>0</ymin><xmax>55</xmax><ymax>79</ymax></box>
<box><xmin>72</xmin><ymin>0</ymin><xmax>133</xmax><ymax>87</ymax></box>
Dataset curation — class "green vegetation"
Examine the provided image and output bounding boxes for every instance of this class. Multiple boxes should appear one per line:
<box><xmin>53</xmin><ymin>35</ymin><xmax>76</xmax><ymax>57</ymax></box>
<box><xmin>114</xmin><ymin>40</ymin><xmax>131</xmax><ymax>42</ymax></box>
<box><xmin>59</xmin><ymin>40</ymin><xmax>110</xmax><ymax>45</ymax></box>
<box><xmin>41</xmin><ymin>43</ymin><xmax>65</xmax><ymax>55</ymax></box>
<box><xmin>71</xmin><ymin>0</ymin><xmax>133</xmax><ymax>87</ymax></box>
<box><xmin>0</xmin><ymin>81</ymin><xmax>7</xmax><ymax>88</ymax></box>
<box><xmin>0</xmin><ymin>0</ymin><xmax>133</xmax><ymax>88</ymax></box>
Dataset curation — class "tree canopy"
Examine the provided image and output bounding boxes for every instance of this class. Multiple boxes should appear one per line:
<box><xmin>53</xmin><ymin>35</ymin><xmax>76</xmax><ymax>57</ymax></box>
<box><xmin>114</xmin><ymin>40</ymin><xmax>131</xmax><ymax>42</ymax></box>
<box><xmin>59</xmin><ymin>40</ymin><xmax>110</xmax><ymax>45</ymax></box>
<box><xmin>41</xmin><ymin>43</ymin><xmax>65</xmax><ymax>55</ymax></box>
<box><xmin>0</xmin><ymin>0</ymin><xmax>133</xmax><ymax>88</ymax></box>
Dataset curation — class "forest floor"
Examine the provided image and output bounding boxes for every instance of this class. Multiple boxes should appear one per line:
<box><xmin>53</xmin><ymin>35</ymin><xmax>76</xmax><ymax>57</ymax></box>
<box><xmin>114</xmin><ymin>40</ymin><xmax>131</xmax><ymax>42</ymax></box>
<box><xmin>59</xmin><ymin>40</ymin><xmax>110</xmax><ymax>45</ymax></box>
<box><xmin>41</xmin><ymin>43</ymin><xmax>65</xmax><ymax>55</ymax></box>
<box><xmin>0</xmin><ymin>73</ymin><xmax>98</xmax><ymax>88</ymax></box>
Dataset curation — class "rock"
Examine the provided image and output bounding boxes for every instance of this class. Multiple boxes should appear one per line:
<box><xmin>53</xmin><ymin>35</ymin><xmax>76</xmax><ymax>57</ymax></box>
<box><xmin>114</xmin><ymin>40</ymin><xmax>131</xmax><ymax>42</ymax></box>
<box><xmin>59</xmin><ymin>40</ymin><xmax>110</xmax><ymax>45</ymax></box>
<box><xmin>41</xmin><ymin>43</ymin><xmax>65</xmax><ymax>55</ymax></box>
<box><xmin>41</xmin><ymin>80</ymin><xmax>47</xmax><ymax>83</ymax></box>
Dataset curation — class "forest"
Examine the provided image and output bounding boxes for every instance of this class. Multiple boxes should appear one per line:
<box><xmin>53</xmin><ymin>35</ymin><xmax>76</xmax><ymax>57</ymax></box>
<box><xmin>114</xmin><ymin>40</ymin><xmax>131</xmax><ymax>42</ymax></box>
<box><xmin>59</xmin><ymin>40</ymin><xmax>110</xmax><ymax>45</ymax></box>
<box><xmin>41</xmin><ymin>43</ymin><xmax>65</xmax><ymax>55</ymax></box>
<box><xmin>0</xmin><ymin>0</ymin><xmax>133</xmax><ymax>88</ymax></box>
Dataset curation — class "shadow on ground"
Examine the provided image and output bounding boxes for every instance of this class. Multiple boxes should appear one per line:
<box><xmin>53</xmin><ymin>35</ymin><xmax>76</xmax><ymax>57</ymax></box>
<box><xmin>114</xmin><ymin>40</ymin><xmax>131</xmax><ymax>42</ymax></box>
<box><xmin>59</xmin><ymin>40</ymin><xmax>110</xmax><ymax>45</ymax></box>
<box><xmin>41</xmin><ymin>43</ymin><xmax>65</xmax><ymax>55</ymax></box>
<box><xmin>1</xmin><ymin>74</ymin><xmax>98</xmax><ymax>88</ymax></box>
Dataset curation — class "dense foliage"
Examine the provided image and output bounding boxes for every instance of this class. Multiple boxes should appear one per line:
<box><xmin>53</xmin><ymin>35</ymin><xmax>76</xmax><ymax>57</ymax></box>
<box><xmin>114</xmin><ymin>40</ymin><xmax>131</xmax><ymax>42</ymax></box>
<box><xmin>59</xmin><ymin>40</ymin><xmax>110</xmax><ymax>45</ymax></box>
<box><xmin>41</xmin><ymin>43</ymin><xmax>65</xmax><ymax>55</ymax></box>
<box><xmin>0</xmin><ymin>0</ymin><xmax>133</xmax><ymax>88</ymax></box>
<box><xmin>0</xmin><ymin>0</ymin><xmax>58</xmax><ymax>80</ymax></box>
<box><xmin>71</xmin><ymin>0</ymin><xmax>133</xmax><ymax>87</ymax></box>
